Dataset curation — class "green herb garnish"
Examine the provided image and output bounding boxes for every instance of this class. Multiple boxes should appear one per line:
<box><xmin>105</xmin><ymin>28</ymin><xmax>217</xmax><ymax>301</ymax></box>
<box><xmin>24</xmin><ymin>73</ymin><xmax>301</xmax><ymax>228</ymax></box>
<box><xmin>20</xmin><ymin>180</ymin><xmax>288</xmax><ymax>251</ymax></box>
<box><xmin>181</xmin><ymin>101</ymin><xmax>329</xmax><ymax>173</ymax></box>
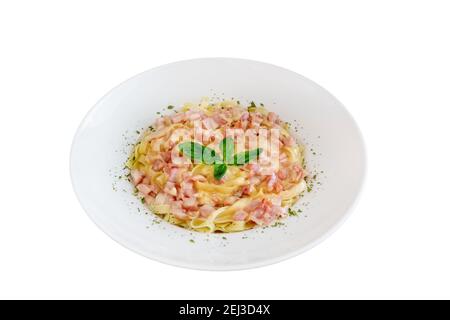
<box><xmin>213</xmin><ymin>163</ymin><xmax>227</xmax><ymax>180</ymax></box>
<box><xmin>220</xmin><ymin>137</ymin><xmax>235</xmax><ymax>164</ymax></box>
<box><xmin>178</xmin><ymin>141</ymin><xmax>217</xmax><ymax>165</ymax></box>
<box><xmin>248</xmin><ymin>101</ymin><xmax>257</xmax><ymax>112</ymax></box>
<box><xmin>179</xmin><ymin>138</ymin><xmax>262</xmax><ymax>180</ymax></box>
<box><xmin>233</xmin><ymin>148</ymin><xmax>262</xmax><ymax>165</ymax></box>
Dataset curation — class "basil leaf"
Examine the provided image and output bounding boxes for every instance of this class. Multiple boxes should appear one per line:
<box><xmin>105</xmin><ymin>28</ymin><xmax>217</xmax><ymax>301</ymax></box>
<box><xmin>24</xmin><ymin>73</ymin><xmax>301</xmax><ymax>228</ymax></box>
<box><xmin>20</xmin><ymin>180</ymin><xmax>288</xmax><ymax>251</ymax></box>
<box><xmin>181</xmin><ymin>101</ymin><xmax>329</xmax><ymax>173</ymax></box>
<box><xmin>219</xmin><ymin>137</ymin><xmax>235</xmax><ymax>164</ymax></box>
<box><xmin>233</xmin><ymin>148</ymin><xmax>262</xmax><ymax>165</ymax></box>
<box><xmin>178</xmin><ymin>142</ymin><xmax>216</xmax><ymax>164</ymax></box>
<box><xmin>213</xmin><ymin>164</ymin><xmax>227</xmax><ymax>180</ymax></box>
<box><xmin>202</xmin><ymin>146</ymin><xmax>217</xmax><ymax>165</ymax></box>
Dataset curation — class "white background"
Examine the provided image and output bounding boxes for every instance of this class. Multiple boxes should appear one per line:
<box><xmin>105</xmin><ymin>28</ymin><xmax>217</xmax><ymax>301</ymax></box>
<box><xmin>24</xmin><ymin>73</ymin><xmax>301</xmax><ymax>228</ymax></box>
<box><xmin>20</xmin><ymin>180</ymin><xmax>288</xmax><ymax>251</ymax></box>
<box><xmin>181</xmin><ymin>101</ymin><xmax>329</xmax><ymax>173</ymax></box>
<box><xmin>1</xmin><ymin>0</ymin><xmax>449</xmax><ymax>300</ymax></box>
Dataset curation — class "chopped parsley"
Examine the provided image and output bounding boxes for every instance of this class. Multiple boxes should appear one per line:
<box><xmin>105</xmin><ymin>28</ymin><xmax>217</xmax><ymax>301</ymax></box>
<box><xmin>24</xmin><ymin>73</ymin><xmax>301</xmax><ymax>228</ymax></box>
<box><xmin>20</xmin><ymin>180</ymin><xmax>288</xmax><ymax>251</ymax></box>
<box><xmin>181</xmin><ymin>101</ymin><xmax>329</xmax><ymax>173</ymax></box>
<box><xmin>288</xmin><ymin>208</ymin><xmax>298</xmax><ymax>216</ymax></box>
<box><xmin>272</xmin><ymin>221</ymin><xmax>285</xmax><ymax>227</ymax></box>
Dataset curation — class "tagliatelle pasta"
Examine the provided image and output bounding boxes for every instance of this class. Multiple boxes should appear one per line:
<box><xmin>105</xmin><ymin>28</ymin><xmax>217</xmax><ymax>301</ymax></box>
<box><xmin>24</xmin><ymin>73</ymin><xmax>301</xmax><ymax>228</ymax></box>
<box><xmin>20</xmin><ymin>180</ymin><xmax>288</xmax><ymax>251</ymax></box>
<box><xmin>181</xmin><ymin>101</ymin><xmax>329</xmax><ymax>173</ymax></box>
<box><xmin>126</xmin><ymin>99</ymin><xmax>307</xmax><ymax>233</ymax></box>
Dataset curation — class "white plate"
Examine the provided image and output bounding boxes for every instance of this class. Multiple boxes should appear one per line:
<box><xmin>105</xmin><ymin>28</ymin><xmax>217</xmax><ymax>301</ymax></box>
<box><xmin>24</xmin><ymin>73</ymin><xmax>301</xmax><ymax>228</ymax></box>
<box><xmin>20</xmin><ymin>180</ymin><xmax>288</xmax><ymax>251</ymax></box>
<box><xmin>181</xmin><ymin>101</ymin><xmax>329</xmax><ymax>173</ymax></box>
<box><xmin>70</xmin><ymin>58</ymin><xmax>366</xmax><ymax>270</ymax></box>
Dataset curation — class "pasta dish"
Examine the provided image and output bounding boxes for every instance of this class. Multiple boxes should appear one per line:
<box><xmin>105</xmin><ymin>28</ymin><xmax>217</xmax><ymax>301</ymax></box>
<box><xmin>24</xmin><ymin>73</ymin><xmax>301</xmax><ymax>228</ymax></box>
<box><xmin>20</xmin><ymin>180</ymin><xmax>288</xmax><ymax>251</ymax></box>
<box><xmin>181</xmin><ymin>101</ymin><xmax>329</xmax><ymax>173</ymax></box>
<box><xmin>127</xmin><ymin>99</ymin><xmax>307</xmax><ymax>232</ymax></box>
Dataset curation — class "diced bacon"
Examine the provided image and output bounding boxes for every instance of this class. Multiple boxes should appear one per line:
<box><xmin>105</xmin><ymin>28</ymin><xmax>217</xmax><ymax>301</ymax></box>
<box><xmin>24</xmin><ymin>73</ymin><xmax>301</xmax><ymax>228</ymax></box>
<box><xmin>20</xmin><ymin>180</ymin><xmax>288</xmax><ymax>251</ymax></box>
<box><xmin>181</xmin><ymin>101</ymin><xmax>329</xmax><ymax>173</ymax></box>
<box><xmin>199</xmin><ymin>204</ymin><xmax>215</xmax><ymax>218</ymax></box>
<box><xmin>202</xmin><ymin>117</ymin><xmax>219</xmax><ymax>130</ymax></box>
<box><xmin>267</xmin><ymin>112</ymin><xmax>279</xmax><ymax>123</ymax></box>
<box><xmin>235</xmin><ymin>120</ymin><xmax>248</xmax><ymax>130</ymax></box>
<box><xmin>281</xmin><ymin>135</ymin><xmax>295</xmax><ymax>147</ymax></box>
<box><xmin>260</xmin><ymin>198</ymin><xmax>272</xmax><ymax>211</ymax></box>
<box><xmin>273</xmin><ymin>182</ymin><xmax>283</xmax><ymax>193</ymax></box>
<box><xmin>187</xmin><ymin>111</ymin><xmax>202</xmax><ymax>121</ymax></box>
<box><xmin>181</xmin><ymin>181</ymin><xmax>195</xmax><ymax>197</ymax></box>
<box><xmin>172</xmin><ymin>155</ymin><xmax>192</xmax><ymax>168</ymax></box>
<box><xmin>250</xmin><ymin>113</ymin><xmax>264</xmax><ymax>126</ymax></box>
<box><xmin>257</xmin><ymin>153</ymin><xmax>271</xmax><ymax>167</ymax></box>
<box><xmin>263</xmin><ymin>211</ymin><xmax>277</xmax><ymax>224</ymax></box>
<box><xmin>182</xmin><ymin>197</ymin><xmax>198</xmax><ymax>211</ymax></box>
<box><xmin>270</xmin><ymin>205</ymin><xmax>284</xmax><ymax>219</ymax></box>
<box><xmin>271</xmin><ymin>197</ymin><xmax>282</xmax><ymax>207</ymax></box>
<box><xmin>136</xmin><ymin>183</ymin><xmax>154</xmax><ymax>195</ymax></box>
<box><xmin>277</xmin><ymin>168</ymin><xmax>288</xmax><ymax>180</ymax></box>
<box><xmin>276</xmin><ymin>206</ymin><xmax>288</xmax><ymax>218</ymax></box>
<box><xmin>249</xmin><ymin>176</ymin><xmax>261</xmax><ymax>186</ymax></box>
<box><xmin>240</xmin><ymin>111</ymin><xmax>249</xmax><ymax>121</ymax></box>
<box><xmin>293</xmin><ymin>164</ymin><xmax>304</xmax><ymax>181</ymax></box>
<box><xmin>249</xmin><ymin>205</ymin><xmax>276</xmax><ymax>225</ymax></box>
<box><xmin>149</xmin><ymin>184</ymin><xmax>159</xmax><ymax>194</ymax></box>
<box><xmin>168</xmin><ymin>168</ymin><xmax>179</xmax><ymax>182</ymax></box>
<box><xmin>224</xmin><ymin>196</ymin><xmax>238</xmax><ymax>206</ymax></box>
<box><xmin>266</xmin><ymin>173</ymin><xmax>277</xmax><ymax>191</ymax></box>
<box><xmin>245</xmin><ymin>198</ymin><xmax>284</xmax><ymax>225</ymax></box>
<box><xmin>154</xmin><ymin>193</ymin><xmax>170</xmax><ymax>205</ymax></box>
<box><xmin>142</xmin><ymin>177</ymin><xmax>150</xmax><ymax>185</ymax></box>
<box><xmin>144</xmin><ymin>195</ymin><xmax>155</xmax><ymax>205</ymax></box>
<box><xmin>248</xmin><ymin>163</ymin><xmax>261</xmax><ymax>176</ymax></box>
<box><xmin>130</xmin><ymin>169</ymin><xmax>144</xmax><ymax>185</ymax></box>
<box><xmin>212</xmin><ymin>113</ymin><xmax>228</xmax><ymax>125</ymax></box>
<box><xmin>233</xmin><ymin>210</ymin><xmax>248</xmax><ymax>221</ymax></box>
<box><xmin>181</xmin><ymin>171</ymin><xmax>193</xmax><ymax>180</ymax></box>
<box><xmin>245</xmin><ymin>200</ymin><xmax>261</xmax><ymax>212</ymax></box>
<box><xmin>171</xmin><ymin>201</ymin><xmax>188</xmax><ymax>220</ymax></box>
<box><xmin>171</xmin><ymin>113</ymin><xmax>186</xmax><ymax>123</ymax></box>
<box><xmin>161</xmin><ymin>151</ymin><xmax>171</xmax><ymax>162</ymax></box>
<box><xmin>210</xmin><ymin>194</ymin><xmax>222</xmax><ymax>205</ymax></box>
<box><xmin>152</xmin><ymin>159</ymin><xmax>165</xmax><ymax>171</ymax></box>
<box><xmin>242</xmin><ymin>185</ymin><xmax>255</xmax><ymax>195</ymax></box>
<box><xmin>150</xmin><ymin>139</ymin><xmax>163</xmax><ymax>152</ymax></box>
<box><xmin>249</xmin><ymin>208</ymin><xmax>265</xmax><ymax>225</ymax></box>
<box><xmin>164</xmin><ymin>182</ymin><xmax>177</xmax><ymax>196</ymax></box>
